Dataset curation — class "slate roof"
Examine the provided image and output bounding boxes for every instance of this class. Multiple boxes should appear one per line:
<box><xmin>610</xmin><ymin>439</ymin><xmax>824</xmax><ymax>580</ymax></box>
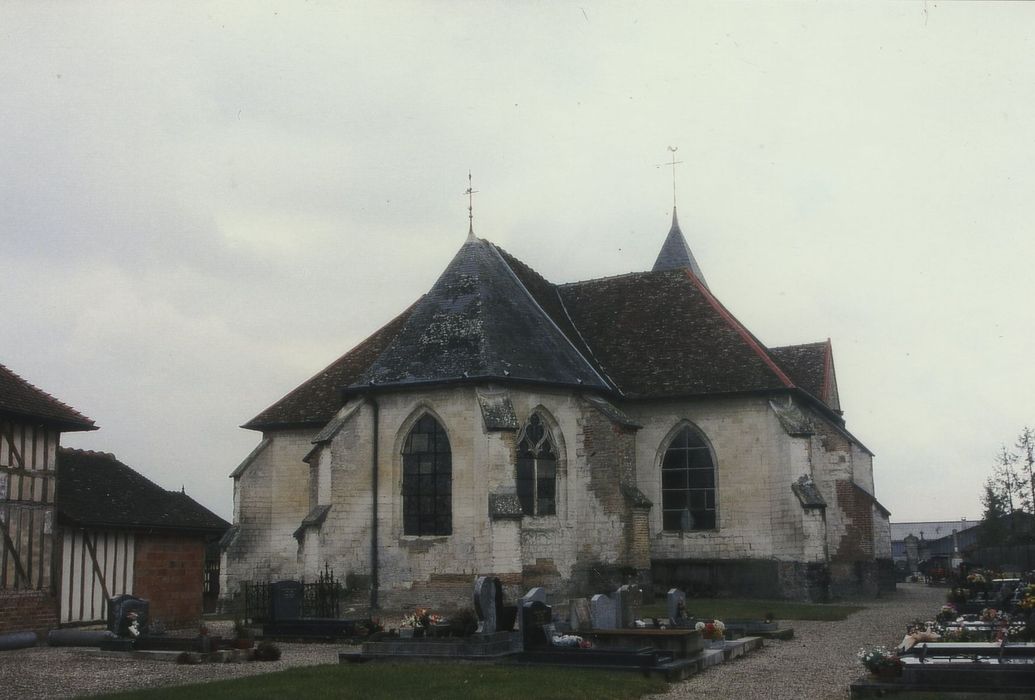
<box><xmin>57</xmin><ymin>448</ymin><xmax>229</xmax><ymax>534</ymax></box>
<box><xmin>0</xmin><ymin>363</ymin><xmax>96</xmax><ymax>431</ymax></box>
<box><xmin>353</xmin><ymin>235</ymin><xmax>609</xmax><ymax>391</ymax></box>
<box><xmin>651</xmin><ymin>208</ymin><xmax>709</xmax><ymax>288</ymax></box>
<box><xmin>244</xmin><ymin>227</ymin><xmax>847</xmax><ymax>431</ymax></box>
<box><xmin>890</xmin><ymin>520</ymin><xmax>978</xmax><ymax>542</ymax></box>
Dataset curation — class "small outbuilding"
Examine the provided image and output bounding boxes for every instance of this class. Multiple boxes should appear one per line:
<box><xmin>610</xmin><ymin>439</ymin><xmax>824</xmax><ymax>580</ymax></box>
<box><xmin>56</xmin><ymin>448</ymin><xmax>229</xmax><ymax>627</ymax></box>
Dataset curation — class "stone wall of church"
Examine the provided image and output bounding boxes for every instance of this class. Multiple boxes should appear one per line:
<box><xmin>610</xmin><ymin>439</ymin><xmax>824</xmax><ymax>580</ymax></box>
<box><xmin>223</xmin><ymin>428</ymin><xmax>313</xmax><ymax>596</ymax></box>
<box><xmin>629</xmin><ymin>396</ymin><xmax>799</xmax><ymax>563</ymax></box>
<box><xmin>235</xmin><ymin>385</ymin><xmax>654</xmax><ymax>610</ymax></box>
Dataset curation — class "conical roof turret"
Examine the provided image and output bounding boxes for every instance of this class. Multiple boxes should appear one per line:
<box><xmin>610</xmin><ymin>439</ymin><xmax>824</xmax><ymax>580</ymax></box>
<box><xmin>651</xmin><ymin>206</ymin><xmax>708</xmax><ymax>288</ymax></box>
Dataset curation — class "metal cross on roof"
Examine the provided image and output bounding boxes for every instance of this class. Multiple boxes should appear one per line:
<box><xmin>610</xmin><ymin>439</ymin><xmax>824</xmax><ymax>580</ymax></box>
<box><xmin>657</xmin><ymin>146</ymin><xmax>683</xmax><ymax>208</ymax></box>
<box><xmin>465</xmin><ymin>170</ymin><xmax>479</xmax><ymax>236</ymax></box>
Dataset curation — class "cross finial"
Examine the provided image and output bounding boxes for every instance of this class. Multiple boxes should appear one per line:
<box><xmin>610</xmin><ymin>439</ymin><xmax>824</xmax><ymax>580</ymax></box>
<box><xmin>657</xmin><ymin>146</ymin><xmax>683</xmax><ymax>209</ymax></box>
<box><xmin>464</xmin><ymin>171</ymin><xmax>479</xmax><ymax>238</ymax></box>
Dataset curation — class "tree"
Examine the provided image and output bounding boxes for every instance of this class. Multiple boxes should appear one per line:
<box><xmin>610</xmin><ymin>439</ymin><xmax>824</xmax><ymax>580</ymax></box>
<box><xmin>978</xmin><ymin>479</ymin><xmax>1008</xmax><ymax>546</ymax></box>
<box><xmin>993</xmin><ymin>445</ymin><xmax>1024</xmax><ymax>514</ymax></box>
<box><xmin>1016</xmin><ymin>427</ymin><xmax>1035</xmax><ymax>515</ymax></box>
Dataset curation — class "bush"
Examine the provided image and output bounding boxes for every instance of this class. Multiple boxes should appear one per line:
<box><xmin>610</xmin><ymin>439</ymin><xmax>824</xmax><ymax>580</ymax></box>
<box><xmin>253</xmin><ymin>641</ymin><xmax>282</xmax><ymax>662</ymax></box>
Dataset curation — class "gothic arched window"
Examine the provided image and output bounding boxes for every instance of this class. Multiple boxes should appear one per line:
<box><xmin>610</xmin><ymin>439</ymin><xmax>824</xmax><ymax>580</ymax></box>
<box><xmin>516</xmin><ymin>413</ymin><xmax>556</xmax><ymax>516</ymax></box>
<box><xmin>661</xmin><ymin>425</ymin><xmax>716</xmax><ymax>531</ymax></box>
<box><xmin>402</xmin><ymin>415</ymin><xmax>452</xmax><ymax>536</ymax></box>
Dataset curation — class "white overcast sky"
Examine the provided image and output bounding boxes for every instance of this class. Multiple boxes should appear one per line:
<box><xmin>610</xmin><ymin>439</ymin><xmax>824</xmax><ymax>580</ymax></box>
<box><xmin>2</xmin><ymin>2</ymin><xmax>1033</xmax><ymax>522</ymax></box>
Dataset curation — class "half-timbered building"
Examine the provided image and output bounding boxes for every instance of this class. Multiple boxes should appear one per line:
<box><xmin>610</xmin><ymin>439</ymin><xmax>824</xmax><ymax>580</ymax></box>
<box><xmin>0</xmin><ymin>363</ymin><xmax>95</xmax><ymax>634</ymax></box>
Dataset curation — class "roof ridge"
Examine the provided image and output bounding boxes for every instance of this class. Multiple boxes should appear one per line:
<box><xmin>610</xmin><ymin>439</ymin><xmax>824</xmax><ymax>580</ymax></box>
<box><xmin>488</xmin><ymin>242</ymin><xmax>613</xmax><ymax>391</ymax></box>
<box><xmin>681</xmin><ymin>270</ymin><xmax>795</xmax><ymax>389</ymax></box>
<box><xmin>559</xmin><ymin>269</ymin><xmax>663</xmax><ymax>288</ymax></box>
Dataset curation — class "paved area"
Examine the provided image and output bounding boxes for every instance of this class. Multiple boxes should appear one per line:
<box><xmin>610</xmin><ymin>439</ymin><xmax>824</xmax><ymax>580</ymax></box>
<box><xmin>0</xmin><ymin>584</ymin><xmax>942</xmax><ymax>699</ymax></box>
<box><xmin>648</xmin><ymin>583</ymin><xmax>944</xmax><ymax>700</ymax></box>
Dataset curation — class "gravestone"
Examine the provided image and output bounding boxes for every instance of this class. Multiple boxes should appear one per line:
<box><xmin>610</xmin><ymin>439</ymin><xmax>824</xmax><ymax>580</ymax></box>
<box><xmin>521</xmin><ymin>600</ymin><xmax>553</xmax><ymax>649</ymax></box>
<box><xmin>521</xmin><ymin>587</ymin><xmax>547</xmax><ymax>606</ymax></box>
<box><xmin>474</xmin><ymin>576</ymin><xmax>502</xmax><ymax>634</ymax></box>
<box><xmin>667</xmin><ymin>588</ymin><xmax>687</xmax><ymax>625</ymax></box>
<box><xmin>590</xmin><ymin>593</ymin><xmax>617</xmax><ymax>630</ymax></box>
<box><xmin>270</xmin><ymin>580</ymin><xmax>304</xmax><ymax>622</ymax></box>
<box><xmin>615</xmin><ymin>584</ymin><xmax>642</xmax><ymax>628</ymax></box>
<box><xmin>107</xmin><ymin>594</ymin><xmax>150</xmax><ymax>637</ymax></box>
<box><xmin>569</xmin><ymin>597</ymin><xmax>592</xmax><ymax>632</ymax></box>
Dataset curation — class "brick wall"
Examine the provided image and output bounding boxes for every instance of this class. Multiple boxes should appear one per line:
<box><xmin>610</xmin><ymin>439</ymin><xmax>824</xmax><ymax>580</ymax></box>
<box><xmin>133</xmin><ymin>534</ymin><xmax>206</xmax><ymax>627</ymax></box>
<box><xmin>0</xmin><ymin>590</ymin><xmax>57</xmax><ymax>635</ymax></box>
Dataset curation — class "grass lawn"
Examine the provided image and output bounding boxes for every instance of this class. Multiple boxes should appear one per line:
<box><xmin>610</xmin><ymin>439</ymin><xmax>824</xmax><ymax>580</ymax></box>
<box><xmin>91</xmin><ymin>663</ymin><xmax>669</xmax><ymax>700</ymax></box>
<box><xmin>640</xmin><ymin>597</ymin><xmax>864</xmax><ymax>622</ymax></box>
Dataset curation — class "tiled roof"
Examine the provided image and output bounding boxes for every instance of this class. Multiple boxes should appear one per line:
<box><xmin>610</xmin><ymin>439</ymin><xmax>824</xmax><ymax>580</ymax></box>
<box><xmin>353</xmin><ymin>236</ymin><xmax>609</xmax><ymax>391</ymax></box>
<box><xmin>0</xmin><ymin>363</ymin><xmax>96</xmax><ymax>431</ymax></box>
<box><xmin>245</xmin><ymin>231</ymin><xmax>846</xmax><ymax>431</ymax></box>
<box><xmin>56</xmin><ymin>448</ymin><xmax>229</xmax><ymax>534</ymax></box>
<box><xmin>770</xmin><ymin>342</ymin><xmax>830</xmax><ymax>406</ymax></box>
<box><xmin>243</xmin><ymin>300</ymin><xmax>420</xmax><ymax>430</ymax></box>
<box><xmin>558</xmin><ymin>269</ymin><xmax>793</xmax><ymax>398</ymax></box>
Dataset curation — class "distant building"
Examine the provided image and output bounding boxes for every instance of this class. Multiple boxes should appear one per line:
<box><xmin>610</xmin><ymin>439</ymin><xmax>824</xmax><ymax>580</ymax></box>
<box><xmin>0</xmin><ymin>363</ymin><xmax>95</xmax><ymax>635</ymax></box>
<box><xmin>890</xmin><ymin>519</ymin><xmax>979</xmax><ymax>572</ymax></box>
<box><xmin>56</xmin><ymin>448</ymin><xmax>229</xmax><ymax>626</ymax></box>
<box><xmin>224</xmin><ymin>209</ymin><xmax>892</xmax><ymax>605</ymax></box>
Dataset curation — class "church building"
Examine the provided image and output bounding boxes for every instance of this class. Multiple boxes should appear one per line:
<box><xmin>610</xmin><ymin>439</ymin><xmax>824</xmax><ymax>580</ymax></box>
<box><xmin>222</xmin><ymin>205</ymin><xmax>893</xmax><ymax>607</ymax></box>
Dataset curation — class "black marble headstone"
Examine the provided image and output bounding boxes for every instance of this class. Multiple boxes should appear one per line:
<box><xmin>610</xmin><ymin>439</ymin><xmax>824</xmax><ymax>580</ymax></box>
<box><xmin>521</xmin><ymin>600</ymin><xmax>553</xmax><ymax>649</ymax></box>
<box><xmin>270</xmin><ymin>580</ymin><xmax>304</xmax><ymax>622</ymax></box>
<box><xmin>107</xmin><ymin>594</ymin><xmax>150</xmax><ymax>637</ymax></box>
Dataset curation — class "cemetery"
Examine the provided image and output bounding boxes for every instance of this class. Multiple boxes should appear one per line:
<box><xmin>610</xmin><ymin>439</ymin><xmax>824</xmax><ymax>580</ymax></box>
<box><xmin>851</xmin><ymin>568</ymin><xmax>1035</xmax><ymax>698</ymax></box>
<box><xmin>340</xmin><ymin>575</ymin><xmax>768</xmax><ymax>681</ymax></box>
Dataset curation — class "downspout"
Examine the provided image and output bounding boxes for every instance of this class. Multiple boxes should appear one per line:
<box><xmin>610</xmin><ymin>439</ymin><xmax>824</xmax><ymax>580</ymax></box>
<box><xmin>370</xmin><ymin>396</ymin><xmax>380</xmax><ymax>609</ymax></box>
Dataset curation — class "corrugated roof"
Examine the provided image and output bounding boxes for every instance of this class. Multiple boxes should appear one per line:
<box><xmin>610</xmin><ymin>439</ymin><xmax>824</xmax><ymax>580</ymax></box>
<box><xmin>0</xmin><ymin>363</ymin><xmax>96</xmax><ymax>431</ymax></box>
<box><xmin>57</xmin><ymin>448</ymin><xmax>229</xmax><ymax>534</ymax></box>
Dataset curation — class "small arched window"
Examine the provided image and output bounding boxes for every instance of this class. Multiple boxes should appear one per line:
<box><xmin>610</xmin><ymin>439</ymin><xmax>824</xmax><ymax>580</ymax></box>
<box><xmin>402</xmin><ymin>415</ymin><xmax>452</xmax><ymax>536</ymax></box>
<box><xmin>661</xmin><ymin>425</ymin><xmax>716</xmax><ymax>531</ymax></box>
<box><xmin>516</xmin><ymin>413</ymin><xmax>556</xmax><ymax>516</ymax></box>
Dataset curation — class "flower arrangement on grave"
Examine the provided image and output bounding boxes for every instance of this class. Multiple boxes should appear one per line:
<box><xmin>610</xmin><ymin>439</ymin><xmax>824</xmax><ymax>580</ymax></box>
<box><xmin>695</xmin><ymin>619</ymin><xmax>725</xmax><ymax>640</ymax></box>
<box><xmin>858</xmin><ymin>645</ymin><xmax>902</xmax><ymax>676</ymax></box>
<box><xmin>980</xmin><ymin>607</ymin><xmax>1006</xmax><ymax>623</ymax></box>
<box><xmin>899</xmin><ymin>622</ymin><xmax>940</xmax><ymax>651</ymax></box>
<box><xmin>936</xmin><ymin>603</ymin><xmax>957</xmax><ymax>623</ymax></box>
<box><xmin>551</xmin><ymin>633</ymin><xmax>593</xmax><ymax>649</ymax></box>
<box><xmin>126</xmin><ymin>612</ymin><xmax>142</xmax><ymax>638</ymax></box>
<box><xmin>1018</xmin><ymin>591</ymin><xmax>1035</xmax><ymax>611</ymax></box>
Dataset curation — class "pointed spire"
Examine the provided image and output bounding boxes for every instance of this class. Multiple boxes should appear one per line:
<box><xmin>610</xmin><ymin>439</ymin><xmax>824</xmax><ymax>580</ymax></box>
<box><xmin>652</xmin><ymin>206</ymin><xmax>709</xmax><ymax>288</ymax></box>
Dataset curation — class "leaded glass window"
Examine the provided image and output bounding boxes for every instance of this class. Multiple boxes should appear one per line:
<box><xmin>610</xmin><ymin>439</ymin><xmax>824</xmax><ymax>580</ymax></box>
<box><xmin>402</xmin><ymin>415</ymin><xmax>452</xmax><ymax>536</ymax></box>
<box><xmin>661</xmin><ymin>425</ymin><xmax>716</xmax><ymax>531</ymax></box>
<box><xmin>516</xmin><ymin>414</ymin><xmax>556</xmax><ymax>516</ymax></box>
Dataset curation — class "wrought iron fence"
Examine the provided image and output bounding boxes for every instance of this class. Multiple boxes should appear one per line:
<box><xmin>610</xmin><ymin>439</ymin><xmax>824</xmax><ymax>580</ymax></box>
<box><xmin>241</xmin><ymin>564</ymin><xmax>345</xmax><ymax>622</ymax></box>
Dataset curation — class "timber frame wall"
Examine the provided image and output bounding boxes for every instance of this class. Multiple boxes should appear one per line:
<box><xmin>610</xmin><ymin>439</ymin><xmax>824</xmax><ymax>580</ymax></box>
<box><xmin>0</xmin><ymin>418</ymin><xmax>61</xmax><ymax>633</ymax></box>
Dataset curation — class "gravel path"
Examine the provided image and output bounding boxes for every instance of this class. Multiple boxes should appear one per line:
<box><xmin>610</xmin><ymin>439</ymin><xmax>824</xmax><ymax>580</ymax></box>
<box><xmin>1</xmin><ymin>584</ymin><xmax>942</xmax><ymax>699</ymax></box>
<box><xmin>648</xmin><ymin>583</ymin><xmax>944</xmax><ymax>700</ymax></box>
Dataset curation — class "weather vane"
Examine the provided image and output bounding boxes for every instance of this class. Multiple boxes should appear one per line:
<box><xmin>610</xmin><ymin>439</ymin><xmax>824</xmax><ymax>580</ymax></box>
<box><xmin>465</xmin><ymin>171</ymin><xmax>478</xmax><ymax>236</ymax></box>
<box><xmin>657</xmin><ymin>146</ymin><xmax>683</xmax><ymax>208</ymax></box>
